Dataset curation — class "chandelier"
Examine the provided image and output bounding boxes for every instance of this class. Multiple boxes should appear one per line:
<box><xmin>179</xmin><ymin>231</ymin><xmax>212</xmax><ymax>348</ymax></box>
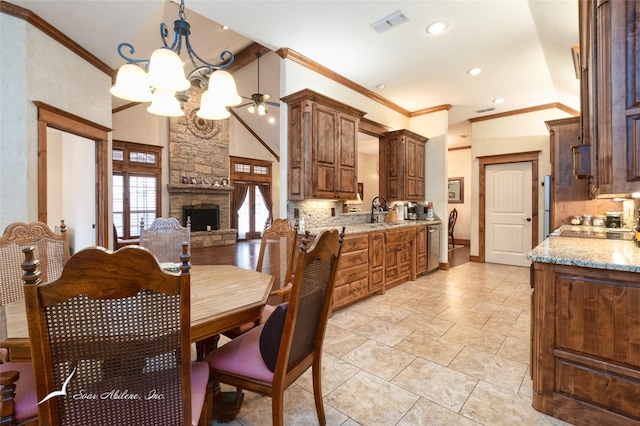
<box><xmin>109</xmin><ymin>0</ymin><xmax>241</xmax><ymax>119</ymax></box>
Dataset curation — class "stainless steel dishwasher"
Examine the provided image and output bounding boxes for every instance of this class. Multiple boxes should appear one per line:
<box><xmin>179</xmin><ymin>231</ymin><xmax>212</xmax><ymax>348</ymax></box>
<box><xmin>427</xmin><ymin>225</ymin><xmax>440</xmax><ymax>272</ymax></box>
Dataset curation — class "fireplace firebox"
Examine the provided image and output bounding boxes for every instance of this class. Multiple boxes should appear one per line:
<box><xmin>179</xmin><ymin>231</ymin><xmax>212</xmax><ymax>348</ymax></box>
<box><xmin>183</xmin><ymin>204</ymin><xmax>220</xmax><ymax>231</ymax></box>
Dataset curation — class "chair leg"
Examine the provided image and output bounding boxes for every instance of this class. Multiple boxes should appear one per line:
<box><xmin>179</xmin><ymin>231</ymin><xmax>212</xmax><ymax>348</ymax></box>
<box><xmin>271</xmin><ymin>391</ymin><xmax>285</xmax><ymax>426</ymax></box>
<box><xmin>312</xmin><ymin>363</ymin><xmax>326</xmax><ymax>426</ymax></box>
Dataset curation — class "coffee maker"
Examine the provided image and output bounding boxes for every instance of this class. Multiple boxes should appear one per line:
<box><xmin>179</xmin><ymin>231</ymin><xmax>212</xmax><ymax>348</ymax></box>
<box><xmin>406</xmin><ymin>202</ymin><xmax>417</xmax><ymax>220</ymax></box>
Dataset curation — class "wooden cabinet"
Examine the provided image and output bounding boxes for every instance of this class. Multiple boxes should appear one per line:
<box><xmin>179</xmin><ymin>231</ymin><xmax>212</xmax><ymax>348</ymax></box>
<box><xmin>379</xmin><ymin>129</ymin><xmax>428</xmax><ymax>202</ymax></box>
<box><xmin>282</xmin><ymin>89</ymin><xmax>366</xmax><ymax>201</ymax></box>
<box><xmin>384</xmin><ymin>227</ymin><xmax>416</xmax><ymax>290</ymax></box>
<box><xmin>531</xmin><ymin>261</ymin><xmax>640</xmax><ymax>424</ymax></box>
<box><xmin>333</xmin><ymin>234</ymin><xmax>370</xmax><ymax>310</ymax></box>
<box><xmin>580</xmin><ymin>0</ymin><xmax>640</xmax><ymax>196</ymax></box>
<box><xmin>415</xmin><ymin>226</ymin><xmax>427</xmax><ymax>275</ymax></box>
<box><xmin>369</xmin><ymin>232</ymin><xmax>384</xmax><ymax>293</ymax></box>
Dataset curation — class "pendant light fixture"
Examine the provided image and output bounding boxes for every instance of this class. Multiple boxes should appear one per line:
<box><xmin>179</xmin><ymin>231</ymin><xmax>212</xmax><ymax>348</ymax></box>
<box><xmin>110</xmin><ymin>0</ymin><xmax>241</xmax><ymax>119</ymax></box>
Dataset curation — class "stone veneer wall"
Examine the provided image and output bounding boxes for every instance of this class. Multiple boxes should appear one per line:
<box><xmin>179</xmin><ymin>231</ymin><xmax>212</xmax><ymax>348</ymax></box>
<box><xmin>168</xmin><ymin>86</ymin><xmax>236</xmax><ymax>247</ymax></box>
<box><xmin>287</xmin><ymin>200</ymin><xmax>387</xmax><ymax>229</ymax></box>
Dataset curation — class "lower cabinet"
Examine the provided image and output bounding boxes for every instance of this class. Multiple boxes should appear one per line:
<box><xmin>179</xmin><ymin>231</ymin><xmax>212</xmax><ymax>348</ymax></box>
<box><xmin>415</xmin><ymin>226</ymin><xmax>427</xmax><ymax>275</ymax></box>
<box><xmin>531</xmin><ymin>261</ymin><xmax>640</xmax><ymax>425</ymax></box>
<box><xmin>369</xmin><ymin>232</ymin><xmax>384</xmax><ymax>293</ymax></box>
<box><xmin>332</xmin><ymin>225</ymin><xmax>424</xmax><ymax>311</ymax></box>
<box><xmin>333</xmin><ymin>234</ymin><xmax>369</xmax><ymax>310</ymax></box>
<box><xmin>384</xmin><ymin>228</ymin><xmax>416</xmax><ymax>290</ymax></box>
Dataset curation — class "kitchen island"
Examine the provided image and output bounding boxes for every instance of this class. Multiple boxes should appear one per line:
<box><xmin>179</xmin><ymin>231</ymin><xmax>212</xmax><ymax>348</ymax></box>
<box><xmin>528</xmin><ymin>228</ymin><xmax>640</xmax><ymax>425</ymax></box>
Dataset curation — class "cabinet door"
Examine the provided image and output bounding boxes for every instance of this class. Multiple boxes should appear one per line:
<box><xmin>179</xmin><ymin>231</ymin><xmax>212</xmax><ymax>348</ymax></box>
<box><xmin>335</xmin><ymin>113</ymin><xmax>358</xmax><ymax>199</ymax></box>
<box><xmin>287</xmin><ymin>102</ymin><xmax>305</xmax><ymax>200</ymax></box>
<box><xmin>369</xmin><ymin>232</ymin><xmax>384</xmax><ymax>292</ymax></box>
<box><xmin>416</xmin><ymin>226</ymin><xmax>426</xmax><ymax>274</ymax></box>
<box><xmin>311</xmin><ymin>103</ymin><xmax>338</xmax><ymax>198</ymax></box>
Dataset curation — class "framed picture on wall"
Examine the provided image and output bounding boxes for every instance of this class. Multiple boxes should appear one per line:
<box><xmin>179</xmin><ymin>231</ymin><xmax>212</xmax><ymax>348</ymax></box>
<box><xmin>448</xmin><ymin>177</ymin><xmax>464</xmax><ymax>203</ymax></box>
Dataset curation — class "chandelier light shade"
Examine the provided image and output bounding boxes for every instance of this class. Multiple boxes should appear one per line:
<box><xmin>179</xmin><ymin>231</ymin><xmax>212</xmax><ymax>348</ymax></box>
<box><xmin>197</xmin><ymin>90</ymin><xmax>231</xmax><ymax>120</ymax></box>
<box><xmin>110</xmin><ymin>0</ymin><xmax>241</xmax><ymax>118</ymax></box>
<box><xmin>147</xmin><ymin>89</ymin><xmax>185</xmax><ymax>117</ymax></box>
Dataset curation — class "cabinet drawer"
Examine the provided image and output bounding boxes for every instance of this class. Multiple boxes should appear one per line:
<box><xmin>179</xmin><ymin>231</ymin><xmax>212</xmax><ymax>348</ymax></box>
<box><xmin>385</xmin><ymin>229</ymin><xmax>414</xmax><ymax>245</ymax></box>
<box><xmin>342</xmin><ymin>234</ymin><xmax>369</xmax><ymax>252</ymax></box>
<box><xmin>338</xmin><ymin>249</ymin><xmax>368</xmax><ymax>269</ymax></box>
<box><xmin>336</xmin><ymin>263</ymin><xmax>368</xmax><ymax>285</ymax></box>
<box><xmin>334</xmin><ymin>277</ymin><xmax>368</xmax><ymax>304</ymax></box>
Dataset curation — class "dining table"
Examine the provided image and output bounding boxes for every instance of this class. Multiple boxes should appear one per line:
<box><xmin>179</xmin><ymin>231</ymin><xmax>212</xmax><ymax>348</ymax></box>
<box><xmin>0</xmin><ymin>264</ymin><xmax>274</xmax><ymax>361</ymax></box>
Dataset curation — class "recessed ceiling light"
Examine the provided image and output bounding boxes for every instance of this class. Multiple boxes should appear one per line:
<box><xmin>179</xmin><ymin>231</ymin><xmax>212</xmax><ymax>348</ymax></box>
<box><xmin>221</xmin><ymin>25</ymin><xmax>229</xmax><ymax>30</ymax></box>
<box><xmin>467</xmin><ymin>67</ymin><xmax>482</xmax><ymax>76</ymax></box>
<box><xmin>376</xmin><ymin>83</ymin><xmax>388</xmax><ymax>89</ymax></box>
<box><xmin>426</xmin><ymin>21</ymin><xmax>448</xmax><ymax>35</ymax></box>
<box><xmin>493</xmin><ymin>98</ymin><xmax>505</xmax><ymax>104</ymax></box>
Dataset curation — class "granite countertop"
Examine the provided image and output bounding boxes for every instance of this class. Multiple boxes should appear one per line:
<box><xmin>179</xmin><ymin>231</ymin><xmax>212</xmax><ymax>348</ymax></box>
<box><xmin>304</xmin><ymin>219</ymin><xmax>442</xmax><ymax>236</ymax></box>
<box><xmin>528</xmin><ymin>225</ymin><xmax>640</xmax><ymax>272</ymax></box>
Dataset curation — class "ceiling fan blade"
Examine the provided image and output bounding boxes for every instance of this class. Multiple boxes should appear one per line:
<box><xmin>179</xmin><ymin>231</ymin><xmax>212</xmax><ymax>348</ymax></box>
<box><xmin>235</xmin><ymin>102</ymin><xmax>253</xmax><ymax>108</ymax></box>
<box><xmin>265</xmin><ymin>101</ymin><xmax>280</xmax><ymax>107</ymax></box>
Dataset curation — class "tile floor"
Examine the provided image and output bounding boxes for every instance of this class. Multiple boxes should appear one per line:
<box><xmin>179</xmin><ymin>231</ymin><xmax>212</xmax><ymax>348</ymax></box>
<box><xmin>213</xmin><ymin>261</ymin><xmax>571</xmax><ymax>426</ymax></box>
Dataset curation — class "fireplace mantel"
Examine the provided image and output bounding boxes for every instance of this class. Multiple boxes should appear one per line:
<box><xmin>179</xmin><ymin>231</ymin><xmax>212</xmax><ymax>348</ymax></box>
<box><xmin>167</xmin><ymin>184</ymin><xmax>233</xmax><ymax>194</ymax></box>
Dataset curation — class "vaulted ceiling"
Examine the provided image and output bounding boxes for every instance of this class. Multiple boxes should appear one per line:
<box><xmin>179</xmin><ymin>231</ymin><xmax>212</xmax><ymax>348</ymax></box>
<box><xmin>7</xmin><ymin>0</ymin><xmax>580</xmax><ymax>151</ymax></box>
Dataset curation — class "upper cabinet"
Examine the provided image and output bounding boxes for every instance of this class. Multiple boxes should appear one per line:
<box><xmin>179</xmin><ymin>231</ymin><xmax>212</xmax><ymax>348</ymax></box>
<box><xmin>580</xmin><ymin>0</ymin><xmax>640</xmax><ymax>196</ymax></box>
<box><xmin>282</xmin><ymin>89</ymin><xmax>366</xmax><ymax>200</ymax></box>
<box><xmin>379</xmin><ymin>129</ymin><xmax>428</xmax><ymax>202</ymax></box>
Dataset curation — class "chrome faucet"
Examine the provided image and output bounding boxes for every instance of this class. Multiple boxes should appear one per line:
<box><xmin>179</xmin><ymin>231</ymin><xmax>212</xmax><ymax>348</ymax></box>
<box><xmin>370</xmin><ymin>196</ymin><xmax>387</xmax><ymax>223</ymax></box>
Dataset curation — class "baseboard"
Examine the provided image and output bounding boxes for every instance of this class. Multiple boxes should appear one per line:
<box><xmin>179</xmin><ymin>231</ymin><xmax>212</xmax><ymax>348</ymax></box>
<box><xmin>469</xmin><ymin>255</ymin><xmax>482</xmax><ymax>263</ymax></box>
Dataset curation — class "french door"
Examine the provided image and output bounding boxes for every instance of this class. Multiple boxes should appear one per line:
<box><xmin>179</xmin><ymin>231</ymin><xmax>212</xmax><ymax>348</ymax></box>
<box><xmin>237</xmin><ymin>183</ymin><xmax>271</xmax><ymax>240</ymax></box>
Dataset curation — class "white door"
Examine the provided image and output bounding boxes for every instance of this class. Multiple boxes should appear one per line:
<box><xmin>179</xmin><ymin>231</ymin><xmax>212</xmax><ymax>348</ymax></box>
<box><xmin>485</xmin><ymin>161</ymin><xmax>532</xmax><ymax>267</ymax></box>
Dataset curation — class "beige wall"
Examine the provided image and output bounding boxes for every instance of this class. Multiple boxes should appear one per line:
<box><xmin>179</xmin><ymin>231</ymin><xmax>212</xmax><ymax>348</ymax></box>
<box><xmin>358</xmin><ymin>152</ymin><xmax>379</xmax><ymax>208</ymax></box>
<box><xmin>470</xmin><ymin>108</ymin><xmax>574</xmax><ymax>257</ymax></box>
<box><xmin>0</xmin><ymin>13</ymin><xmax>112</xmax><ymax>232</ymax></box>
<box><xmin>447</xmin><ymin>147</ymin><xmax>472</xmax><ymax>243</ymax></box>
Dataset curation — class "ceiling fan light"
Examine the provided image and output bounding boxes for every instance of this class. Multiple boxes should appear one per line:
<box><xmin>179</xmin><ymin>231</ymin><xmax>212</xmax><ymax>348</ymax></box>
<box><xmin>257</xmin><ymin>104</ymin><xmax>267</xmax><ymax>115</ymax></box>
<box><xmin>147</xmin><ymin>89</ymin><xmax>184</xmax><ymax>117</ymax></box>
<box><xmin>198</xmin><ymin>90</ymin><xmax>231</xmax><ymax>119</ymax></box>
<box><xmin>147</xmin><ymin>48</ymin><xmax>191</xmax><ymax>92</ymax></box>
<box><xmin>110</xmin><ymin>63</ymin><xmax>153</xmax><ymax>102</ymax></box>
<box><xmin>248</xmin><ymin>104</ymin><xmax>256</xmax><ymax>114</ymax></box>
<box><xmin>208</xmin><ymin>70</ymin><xmax>242</xmax><ymax>106</ymax></box>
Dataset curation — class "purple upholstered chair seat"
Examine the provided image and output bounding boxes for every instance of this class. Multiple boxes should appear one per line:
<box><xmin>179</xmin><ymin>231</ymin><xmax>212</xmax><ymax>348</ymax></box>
<box><xmin>204</xmin><ymin>324</ymin><xmax>274</xmax><ymax>383</ymax></box>
<box><xmin>0</xmin><ymin>361</ymin><xmax>38</xmax><ymax>421</ymax></box>
<box><xmin>191</xmin><ymin>361</ymin><xmax>209</xmax><ymax>426</ymax></box>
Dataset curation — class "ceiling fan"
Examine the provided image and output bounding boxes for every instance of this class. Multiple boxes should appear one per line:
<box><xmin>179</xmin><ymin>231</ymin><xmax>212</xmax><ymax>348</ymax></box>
<box><xmin>237</xmin><ymin>52</ymin><xmax>280</xmax><ymax>115</ymax></box>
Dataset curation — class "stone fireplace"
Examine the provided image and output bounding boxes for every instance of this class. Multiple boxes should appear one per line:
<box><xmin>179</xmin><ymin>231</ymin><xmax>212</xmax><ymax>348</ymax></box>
<box><xmin>167</xmin><ymin>86</ymin><xmax>236</xmax><ymax>248</ymax></box>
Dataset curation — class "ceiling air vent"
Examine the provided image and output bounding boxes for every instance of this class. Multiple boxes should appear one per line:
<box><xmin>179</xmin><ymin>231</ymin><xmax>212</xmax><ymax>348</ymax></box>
<box><xmin>475</xmin><ymin>107</ymin><xmax>496</xmax><ymax>113</ymax></box>
<box><xmin>371</xmin><ymin>10</ymin><xmax>410</xmax><ymax>34</ymax></box>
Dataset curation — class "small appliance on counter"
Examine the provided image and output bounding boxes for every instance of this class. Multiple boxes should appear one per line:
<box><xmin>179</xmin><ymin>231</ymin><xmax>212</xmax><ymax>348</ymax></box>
<box><xmin>605</xmin><ymin>211</ymin><xmax>622</xmax><ymax>228</ymax></box>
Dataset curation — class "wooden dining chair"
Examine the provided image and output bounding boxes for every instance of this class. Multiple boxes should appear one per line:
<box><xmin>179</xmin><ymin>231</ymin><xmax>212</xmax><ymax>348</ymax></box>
<box><xmin>205</xmin><ymin>228</ymin><xmax>344</xmax><ymax>426</ymax></box>
<box><xmin>1</xmin><ymin>220</ymin><xmax>71</xmax><ymax>426</ymax></box>
<box><xmin>139</xmin><ymin>217</ymin><xmax>190</xmax><ymax>263</ymax></box>
<box><xmin>448</xmin><ymin>208</ymin><xmax>458</xmax><ymax>249</ymax></box>
<box><xmin>21</xmin><ymin>244</ymin><xmax>212</xmax><ymax>426</ymax></box>
<box><xmin>223</xmin><ymin>218</ymin><xmax>298</xmax><ymax>339</ymax></box>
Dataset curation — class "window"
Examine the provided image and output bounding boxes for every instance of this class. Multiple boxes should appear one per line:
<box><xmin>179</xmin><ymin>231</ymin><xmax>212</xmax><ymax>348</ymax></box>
<box><xmin>112</xmin><ymin>141</ymin><xmax>162</xmax><ymax>239</ymax></box>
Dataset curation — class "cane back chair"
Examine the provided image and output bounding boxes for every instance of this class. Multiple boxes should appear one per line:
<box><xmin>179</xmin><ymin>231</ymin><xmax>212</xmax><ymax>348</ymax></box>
<box><xmin>139</xmin><ymin>217</ymin><xmax>190</xmax><ymax>264</ymax></box>
<box><xmin>22</xmin><ymin>244</ymin><xmax>211</xmax><ymax>426</ymax></box>
<box><xmin>205</xmin><ymin>228</ymin><xmax>344</xmax><ymax>426</ymax></box>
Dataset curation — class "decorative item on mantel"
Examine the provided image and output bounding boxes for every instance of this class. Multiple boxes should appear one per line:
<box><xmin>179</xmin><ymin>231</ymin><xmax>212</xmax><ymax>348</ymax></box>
<box><xmin>109</xmin><ymin>0</ymin><xmax>242</xmax><ymax>119</ymax></box>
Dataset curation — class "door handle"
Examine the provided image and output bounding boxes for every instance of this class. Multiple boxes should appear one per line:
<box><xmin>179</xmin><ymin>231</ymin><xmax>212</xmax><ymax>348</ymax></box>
<box><xmin>526</xmin><ymin>218</ymin><xmax>532</xmax><ymax>222</ymax></box>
